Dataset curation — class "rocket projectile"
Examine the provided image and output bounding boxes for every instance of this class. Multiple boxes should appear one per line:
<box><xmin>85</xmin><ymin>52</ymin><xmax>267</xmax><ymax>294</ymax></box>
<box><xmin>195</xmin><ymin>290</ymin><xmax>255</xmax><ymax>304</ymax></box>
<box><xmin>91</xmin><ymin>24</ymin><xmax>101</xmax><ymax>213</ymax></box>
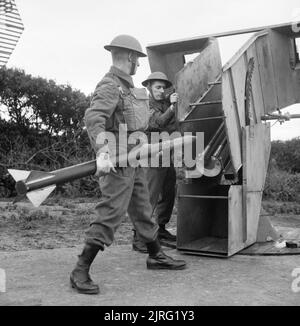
<box><xmin>8</xmin><ymin>135</ymin><xmax>196</xmax><ymax>207</ymax></box>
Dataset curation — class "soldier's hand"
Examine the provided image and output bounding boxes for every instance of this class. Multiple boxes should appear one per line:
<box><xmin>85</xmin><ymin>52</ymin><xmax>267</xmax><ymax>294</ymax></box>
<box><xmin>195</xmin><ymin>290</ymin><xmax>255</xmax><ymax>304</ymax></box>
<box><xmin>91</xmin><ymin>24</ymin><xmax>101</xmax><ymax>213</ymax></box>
<box><xmin>170</xmin><ymin>93</ymin><xmax>179</xmax><ymax>104</ymax></box>
<box><xmin>96</xmin><ymin>152</ymin><xmax>116</xmax><ymax>176</ymax></box>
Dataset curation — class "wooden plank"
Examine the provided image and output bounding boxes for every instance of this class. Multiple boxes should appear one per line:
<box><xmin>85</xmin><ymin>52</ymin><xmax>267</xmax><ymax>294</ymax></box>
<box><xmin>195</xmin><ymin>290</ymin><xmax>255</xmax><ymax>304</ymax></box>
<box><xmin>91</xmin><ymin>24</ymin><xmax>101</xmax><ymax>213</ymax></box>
<box><xmin>228</xmin><ymin>185</ymin><xmax>245</xmax><ymax>256</ymax></box>
<box><xmin>256</xmin><ymin>214</ymin><xmax>279</xmax><ymax>242</ymax></box>
<box><xmin>255</xmin><ymin>35</ymin><xmax>278</xmax><ymax>114</ymax></box>
<box><xmin>243</xmin><ymin>123</ymin><xmax>271</xmax><ymax>191</ymax></box>
<box><xmin>181</xmin><ymin>116</ymin><xmax>224</xmax><ymax>123</ymax></box>
<box><xmin>230</xmin><ymin>55</ymin><xmax>248</xmax><ymax>127</ymax></box>
<box><xmin>223</xmin><ymin>31</ymin><xmax>268</xmax><ymax>72</ymax></box>
<box><xmin>177</xmin><ymin>190</ymin><xmax>214</xmax><ymax>248</ymax></box>
<box><xmin>245</xmin><ymin>192</ymin><xmax>264</xmax><ymax>245</ymax></box>
<box><xmin>178</xmin><ymin>195</ymin><xmax>228</xmax><ymax>199</ymax></box>
<box><xmin>175</xmin><ymin>39</ymin><xmax>222</xmax><ymax>121</ymax></box>
<box><xmin>164</xmin><ymin>51</ymin><xmax>185</xmax><ymax>85</ymax></box>
<box><xmin>242</xmin><ymin>129</ymin><xmax>248</xmax><ymax>243</ymax></box>
<box><xmin>268</xmin><ymin>30</ymin><xmax>300</xmax><ymax>109</ymax></box>
<box><xmin>239</xmin><ymin>242</ymin><xmax>278</xmax><ymax>255</ymax></box>
<box><xmin>239</xmin><ymin>242</ymin><xmax>300</xmax><ymax>255</ymax></box>
<box><xmin>145</xmin><ymin>48</ymin><xmax>168</xmax><ymax>77</ymax></box>
<box><xmin>222</xmin><ymin>71</ymin><xmax>242</xmax><ymax>173</ymax></box>
<box><xmin>147</xmin><ymin>22</ymin><xmax>300</xmax><ymax>51</ymax></box>
<box><xmin>242</xmin><ymin>123</ymin><xmax>271</xmax><ymax>245</ymax></box>
<box><xmin>178</xmin><ymin>237</ymin><xmax>228</xmax><ymax>254</ymax></box>
<box><xmin>189</xmin><ymin>100</ymin><xmax>222</xmax><ymax>106</ymax></box>
<box><xmin>185</xmin><ymin>77</ymin><xmax>222</xmax><ymax>120</ymax></box>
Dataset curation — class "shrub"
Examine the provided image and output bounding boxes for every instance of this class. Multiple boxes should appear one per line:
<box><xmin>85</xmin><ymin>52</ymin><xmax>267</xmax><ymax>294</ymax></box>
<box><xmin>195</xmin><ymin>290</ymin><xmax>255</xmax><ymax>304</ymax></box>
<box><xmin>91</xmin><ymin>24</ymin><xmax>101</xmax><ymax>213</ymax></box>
<box><xmin>263</xmin><ymin>166</ymin><xmax>300</xmax><ymax>202</ymax></box>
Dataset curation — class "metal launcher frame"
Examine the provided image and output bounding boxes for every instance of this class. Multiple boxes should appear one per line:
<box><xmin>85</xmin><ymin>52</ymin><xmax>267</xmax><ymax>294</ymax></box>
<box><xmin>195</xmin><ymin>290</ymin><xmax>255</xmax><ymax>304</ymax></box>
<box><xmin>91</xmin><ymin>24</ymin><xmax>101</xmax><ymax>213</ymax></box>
<box><xmin>146</xmin><ymin>22</ymin><xmax>300</xmax><ymax>257</ymax></box>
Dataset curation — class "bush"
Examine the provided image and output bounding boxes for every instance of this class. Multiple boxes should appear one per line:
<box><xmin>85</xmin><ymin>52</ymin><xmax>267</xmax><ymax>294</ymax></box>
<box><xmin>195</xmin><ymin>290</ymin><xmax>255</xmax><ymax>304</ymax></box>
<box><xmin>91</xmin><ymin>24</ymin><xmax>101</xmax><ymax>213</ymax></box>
<box><xmin>263</xmin><ymin>165</ymin><xmax>300</xmax><ymax>202</ymax></box>
<box><xmin>262</xmin><ymin>201</ymin><xmax>300</xmax><ymax>215</ymax></box>
<box><xmin>271</xmin><ymin>138</ymin><xmax>300</xmax><ymax>173</ymax></box>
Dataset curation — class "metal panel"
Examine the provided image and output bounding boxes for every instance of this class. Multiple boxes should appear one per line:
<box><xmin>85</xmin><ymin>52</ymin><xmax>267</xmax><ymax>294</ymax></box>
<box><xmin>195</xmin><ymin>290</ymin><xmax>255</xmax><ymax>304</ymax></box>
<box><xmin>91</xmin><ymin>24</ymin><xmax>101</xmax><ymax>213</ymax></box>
<box><xmin>254</xmin><ymin>34</ymin><xmax>279</xmax><ymax>114</ymax></box>
<box><xmin>222</xmin><ymin>71</ymin><xmax>242</xmax><ymax>173</ymax></box>
<box><xmin>228</xmin><ymin>186</ymin><xmax>245</xmax><ymax>256</ymax></box>
<box><xmin>242</xmin><ymin>123</ymin><xmax>271</xmax><ymax>245</ymax></box>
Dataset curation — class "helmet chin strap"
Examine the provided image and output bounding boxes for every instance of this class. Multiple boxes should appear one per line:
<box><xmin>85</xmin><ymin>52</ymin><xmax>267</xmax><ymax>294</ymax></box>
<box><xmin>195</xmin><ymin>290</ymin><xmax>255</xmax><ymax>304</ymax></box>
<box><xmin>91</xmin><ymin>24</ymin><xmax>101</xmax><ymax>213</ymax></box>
<box><xmin>129</xmin><ymin>62</ymin><xmax>137</xmax><ymax>75</ymax></box>
<box><xmin>148</xmin><ymin>86</ymin><xmax>154</xmax><ymax>98</ymax></box>
<box><xmin>129</xmin><ymin>52</ymin><xmax>138</xmax><ymax>75</ymax></box>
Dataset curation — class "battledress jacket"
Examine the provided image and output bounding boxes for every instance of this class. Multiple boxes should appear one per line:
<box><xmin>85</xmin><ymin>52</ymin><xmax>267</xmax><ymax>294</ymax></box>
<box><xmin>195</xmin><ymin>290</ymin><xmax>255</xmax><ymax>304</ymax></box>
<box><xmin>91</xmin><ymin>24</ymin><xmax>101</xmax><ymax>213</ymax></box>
<box><xmin>84</xmin><ymin>66</ymin><xmax>149</xmax><ymax>157</ymax></box>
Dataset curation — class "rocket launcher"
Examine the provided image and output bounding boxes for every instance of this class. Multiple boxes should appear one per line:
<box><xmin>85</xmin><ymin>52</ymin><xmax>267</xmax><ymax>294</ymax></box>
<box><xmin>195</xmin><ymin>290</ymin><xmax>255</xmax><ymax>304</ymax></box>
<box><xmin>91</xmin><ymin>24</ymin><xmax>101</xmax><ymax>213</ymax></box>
<box><xmin>8</xmin><ymin>135</ymin><xmax>196</xmax><ymax>207</ymax></box>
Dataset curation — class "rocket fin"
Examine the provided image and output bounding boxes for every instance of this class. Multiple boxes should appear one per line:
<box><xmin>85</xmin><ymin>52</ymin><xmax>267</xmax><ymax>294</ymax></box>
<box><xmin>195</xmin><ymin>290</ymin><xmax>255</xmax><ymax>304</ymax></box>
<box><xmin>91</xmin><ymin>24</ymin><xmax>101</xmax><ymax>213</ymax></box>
<box><xmin>26</xmin><ymin>185</ymin><xmax>56</xmax><ymax>207</ymax></box>
<box><xmin>8</xmin><ymin>169</ymin><xmax>31</xmax><ymax>182</ymax></box>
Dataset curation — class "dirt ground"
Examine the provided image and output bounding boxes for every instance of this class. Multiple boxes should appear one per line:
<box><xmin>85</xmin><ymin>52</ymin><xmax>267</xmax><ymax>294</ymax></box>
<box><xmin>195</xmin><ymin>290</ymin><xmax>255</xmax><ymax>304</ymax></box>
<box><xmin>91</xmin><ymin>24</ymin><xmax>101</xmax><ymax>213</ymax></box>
<box><xmin>0</xmin><ymin>198</ymin><xmax>299</xmax><ymax>252</ymax></box>
<box><xmin>0</xmin><ymin>198</ymin><xmax>300</xmax><ymax>306</ymax></box>
<box><xmin>0</xmin><ymin>198</ymin><xmax>147</xmax><ymax>251</ymax></box>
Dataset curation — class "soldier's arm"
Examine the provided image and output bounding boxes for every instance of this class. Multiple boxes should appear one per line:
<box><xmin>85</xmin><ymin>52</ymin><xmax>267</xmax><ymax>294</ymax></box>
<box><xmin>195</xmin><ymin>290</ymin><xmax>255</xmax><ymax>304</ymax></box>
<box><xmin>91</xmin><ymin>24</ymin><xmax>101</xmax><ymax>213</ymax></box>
<box><xmin>84</xmin><ymin>79</ymin><xmax>119</xmax><ymax>154</ymax></box>
<box><xmin>149</xmin><ymin>105</ymin><xmax>175</xmax><ymax>129</ymax></box>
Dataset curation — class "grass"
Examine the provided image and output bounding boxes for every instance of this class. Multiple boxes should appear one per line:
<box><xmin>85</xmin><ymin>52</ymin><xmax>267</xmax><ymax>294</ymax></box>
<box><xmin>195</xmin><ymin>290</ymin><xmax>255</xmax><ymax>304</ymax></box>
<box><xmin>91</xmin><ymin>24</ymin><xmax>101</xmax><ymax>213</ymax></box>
<box><xmin>0</xmin><ymin>197</ymin><xmax>299</xmax><ymax>252</ymax></box>
<box><xmin>262</xmin><ymin>200</ymin><xmax>300</xmax><ymax>215</ymax></box>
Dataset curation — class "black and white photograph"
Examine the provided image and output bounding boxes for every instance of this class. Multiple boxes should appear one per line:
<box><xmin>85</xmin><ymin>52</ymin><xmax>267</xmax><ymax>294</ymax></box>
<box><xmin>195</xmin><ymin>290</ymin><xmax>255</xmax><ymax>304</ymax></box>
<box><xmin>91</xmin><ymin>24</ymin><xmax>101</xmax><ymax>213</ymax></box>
<box><xmin>0</xmin><ymin>0</ymin><xmax>300</xmax><ymax>309</ymax></box>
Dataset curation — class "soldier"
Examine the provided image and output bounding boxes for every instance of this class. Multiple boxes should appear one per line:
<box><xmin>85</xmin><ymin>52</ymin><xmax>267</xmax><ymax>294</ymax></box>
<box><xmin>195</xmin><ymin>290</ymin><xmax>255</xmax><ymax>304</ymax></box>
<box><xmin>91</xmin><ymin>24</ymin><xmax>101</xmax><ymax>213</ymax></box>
<box><xmin>70</xmin><ymin>35</ymin><xmax>186</xmax><ymax>295</ymax></box>
<box><xmin>133</xmin><ymin>72</ymin><xmax>178</xmax><ymax>253</ymax></box>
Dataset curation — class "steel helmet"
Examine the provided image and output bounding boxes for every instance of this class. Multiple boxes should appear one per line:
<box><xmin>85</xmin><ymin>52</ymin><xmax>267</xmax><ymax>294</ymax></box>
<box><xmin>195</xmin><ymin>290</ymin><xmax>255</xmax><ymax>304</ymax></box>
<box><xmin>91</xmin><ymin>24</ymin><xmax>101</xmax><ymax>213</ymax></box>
<box><xmin>142</xmin><ymin>72</ymin><xmax>173</xmax><ymax>88</ymax></box>
<box><xmin>104</xmin><ymin>35</ymin><xmax>147</xmax><ymax>57</ymax></box>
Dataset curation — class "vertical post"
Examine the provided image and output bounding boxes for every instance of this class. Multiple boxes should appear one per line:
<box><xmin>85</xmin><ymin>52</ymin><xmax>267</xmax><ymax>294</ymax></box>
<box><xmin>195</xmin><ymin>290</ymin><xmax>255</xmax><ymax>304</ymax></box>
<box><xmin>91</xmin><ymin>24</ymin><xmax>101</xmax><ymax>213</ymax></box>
<box><xmin>242</xmin><ymin>128</ymin><xmax>248</xmax><ymax>243</ymax></box>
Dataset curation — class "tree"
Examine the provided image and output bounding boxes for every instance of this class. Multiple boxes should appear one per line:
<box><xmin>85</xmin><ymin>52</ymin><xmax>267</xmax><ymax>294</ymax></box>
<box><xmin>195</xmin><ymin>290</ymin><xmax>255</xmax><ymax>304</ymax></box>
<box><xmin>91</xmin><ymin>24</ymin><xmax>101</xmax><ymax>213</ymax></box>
<box><xmin>0</xmin><ymin>67</ymin><xmax>95</xmax><ymax>197</ymax></box>
<box><xmin>0</xmin><ymin>67</ymin><xmax>90</xmax><ymax>135</ymax></box>
<box><xmin>271</xmin><ymin>138</ymin><xmax>300</xmax><ymax>173</ymax></box>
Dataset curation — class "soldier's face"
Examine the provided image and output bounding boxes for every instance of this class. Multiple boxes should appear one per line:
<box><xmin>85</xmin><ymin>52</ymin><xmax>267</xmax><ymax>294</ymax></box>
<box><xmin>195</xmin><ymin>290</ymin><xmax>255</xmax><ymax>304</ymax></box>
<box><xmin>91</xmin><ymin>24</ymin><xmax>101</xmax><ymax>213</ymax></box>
<box><xmin>150</xmin><ymin>81</ymin><xmax>167</xmax><ymax>101</ymax></box>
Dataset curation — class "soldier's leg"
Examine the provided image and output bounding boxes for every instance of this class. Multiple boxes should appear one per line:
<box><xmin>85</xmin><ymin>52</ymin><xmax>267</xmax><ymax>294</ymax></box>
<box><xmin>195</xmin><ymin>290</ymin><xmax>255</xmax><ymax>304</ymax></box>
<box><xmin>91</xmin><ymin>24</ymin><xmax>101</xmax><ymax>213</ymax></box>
<box><xmin>129</xmin><ymin>168</ymin><xmax>159</xmax><ymax>243</ymax></box>
<box><xmin>156</xmin><ymin>166</ymin><xmax>177</xmax><ymax>241</ymax></box>
<box><xmin>132</xmin><ymin>167</ymin><xmax>165</xmax><ymax>253</ymax></box>
<box><xmin>128</xmin><ymin>167</ymin><xmax>186</xmax><ymax>270</ymax></box>
<box><xmin>147</xmin><ymin>167</ymin><xmax>166</xmax><ymax>210</ymax></box>
<box><xmin>85</xmin><ymin>168</ymin><xmax>134</xmax><ymax>248</ymax></box>
<box><xmin>71</xmin><ymin>168</ymin><xmax>134</xmax><ymax>294</ymax></box>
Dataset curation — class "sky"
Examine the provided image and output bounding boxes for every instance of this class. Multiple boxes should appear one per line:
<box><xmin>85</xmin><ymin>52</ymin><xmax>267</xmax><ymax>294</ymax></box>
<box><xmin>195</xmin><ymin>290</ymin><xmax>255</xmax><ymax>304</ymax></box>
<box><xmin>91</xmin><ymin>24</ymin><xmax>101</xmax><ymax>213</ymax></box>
<box><xmin>6</xmin><ymin>0</ymin><xmax>300</xmax><ymax>141</ymax></box>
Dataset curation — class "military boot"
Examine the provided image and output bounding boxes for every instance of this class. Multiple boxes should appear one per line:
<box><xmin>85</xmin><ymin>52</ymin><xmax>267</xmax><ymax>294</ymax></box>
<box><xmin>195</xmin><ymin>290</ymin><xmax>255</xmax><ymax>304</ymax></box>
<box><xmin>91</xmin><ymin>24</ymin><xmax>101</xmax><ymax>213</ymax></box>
<box><xmin>70</xmin><ymin>243</ymin><xmax>100</xmax><ymax>295</ymax></box>
<box><xmin>158</xmin><ymin>225</ymin><xmax>177</xmax><ymax>242</ymax></box>
<box><xmin>146</xmin><ymin>239</ymin><xmax>186</xmax><ymax>270</ymax></box>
